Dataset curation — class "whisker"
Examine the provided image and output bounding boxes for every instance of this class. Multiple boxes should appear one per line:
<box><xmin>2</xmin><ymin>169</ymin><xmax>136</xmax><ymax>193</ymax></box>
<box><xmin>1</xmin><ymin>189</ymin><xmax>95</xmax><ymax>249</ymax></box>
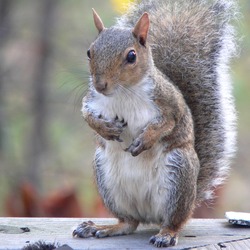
<box><xmin>117</xmin><ymin>80</ymin><xmax>169</xmax><ymax>104</ymax></box>
<box><xmin>74</xmin><ymin>83</ymin><xmax>90</xmax><ymax>107</ymax></box>
<box><xmin>117</xmin><ymin>83</ymin><xmax>146</xmax><ymax>103</ymax></box>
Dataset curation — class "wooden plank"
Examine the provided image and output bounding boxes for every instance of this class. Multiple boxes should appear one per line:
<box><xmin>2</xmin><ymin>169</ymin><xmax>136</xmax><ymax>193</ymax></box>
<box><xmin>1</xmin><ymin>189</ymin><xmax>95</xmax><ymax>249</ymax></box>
<box><xmin>193</xmin><ymin>238</ymin><xmax>250</xmax><ymax>250</ymax></box>
<box><xmin>0</xmin><ymin>218</ymin><xmax>250</xmax><ymax>250</ymax></box>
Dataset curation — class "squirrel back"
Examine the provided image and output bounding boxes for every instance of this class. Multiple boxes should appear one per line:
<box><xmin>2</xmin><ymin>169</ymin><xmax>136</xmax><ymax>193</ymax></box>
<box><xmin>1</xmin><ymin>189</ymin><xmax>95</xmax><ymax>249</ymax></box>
<box><xmin>117</xmin><ymin>0</ymin><xmax>238</xmax><ymax>202</ymax></box>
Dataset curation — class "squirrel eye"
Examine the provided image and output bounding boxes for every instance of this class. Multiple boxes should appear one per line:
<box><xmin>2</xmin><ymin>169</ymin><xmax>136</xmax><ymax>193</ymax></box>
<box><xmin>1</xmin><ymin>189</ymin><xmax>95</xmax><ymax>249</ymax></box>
<box><xmin>87</xmin><ymin>49</ymin><xmax>91</xmax><ymax>59</ymax></box>
<box><xmin>126</xmin><ymin>50</ymin><xmax>136</xmax><ymax>64</ymax></box>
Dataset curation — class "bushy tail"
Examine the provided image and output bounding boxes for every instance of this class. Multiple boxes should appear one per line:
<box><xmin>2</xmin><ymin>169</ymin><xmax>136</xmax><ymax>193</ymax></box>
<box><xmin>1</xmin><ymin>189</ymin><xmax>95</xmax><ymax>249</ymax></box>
<box><xmin>118</xmin><ymin>0</ymin><xmax>238</xmax><ymax>201</ymax></box>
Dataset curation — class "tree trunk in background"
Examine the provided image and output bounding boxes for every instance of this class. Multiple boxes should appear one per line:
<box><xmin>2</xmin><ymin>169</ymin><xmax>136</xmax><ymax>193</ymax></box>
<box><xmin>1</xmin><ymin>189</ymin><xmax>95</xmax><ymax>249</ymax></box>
<box><xmin>0</xmin><ymin>0</ymin><xmax>12</xmax><ymax>155</ymax></box>
<box><xmin>27</xmin><ymin>0</ymin><xmax>57</xmax><ymax>187</ymax></box>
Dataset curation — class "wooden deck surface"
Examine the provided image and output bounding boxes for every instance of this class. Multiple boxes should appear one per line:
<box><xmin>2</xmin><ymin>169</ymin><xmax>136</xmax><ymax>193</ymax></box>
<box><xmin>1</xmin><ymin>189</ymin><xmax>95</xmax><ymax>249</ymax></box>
<box><xmin>0</xmin><ymin>218</ymin><xmax>250</xmax><ymax>249</ymax></box>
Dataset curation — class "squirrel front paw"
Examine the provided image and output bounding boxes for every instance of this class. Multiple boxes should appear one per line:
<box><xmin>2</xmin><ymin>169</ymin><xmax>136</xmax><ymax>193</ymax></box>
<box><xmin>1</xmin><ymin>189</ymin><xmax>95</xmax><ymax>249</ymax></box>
<box><xmin>93</xmin><ymin>115</ymin><xmax>127</xmax><ymax>142</ymax></box>
<box><xmin>126</xmin><ymin>132</ymin><xmax>154</xmax><ymax>157</ymax></box>
<box><xmin>126</xmin><ymin>137</ymin><xmax>145</xmax><ymax>156</ymax></box>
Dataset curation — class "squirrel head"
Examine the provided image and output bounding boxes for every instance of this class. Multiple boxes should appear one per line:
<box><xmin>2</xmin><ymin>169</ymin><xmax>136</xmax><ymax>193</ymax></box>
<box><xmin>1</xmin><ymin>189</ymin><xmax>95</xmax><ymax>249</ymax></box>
<box><xmin>87</xmin><ymin>9</ymin><xmax>152</xmax><ymax>96</ymax></box>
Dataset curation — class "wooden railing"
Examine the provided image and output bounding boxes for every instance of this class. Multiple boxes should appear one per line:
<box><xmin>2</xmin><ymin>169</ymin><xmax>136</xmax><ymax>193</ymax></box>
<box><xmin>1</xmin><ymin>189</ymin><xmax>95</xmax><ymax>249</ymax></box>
<box><xmin>0</xmin><ymin>218</ymin><xmax>250</xmax><ymax>249</ymax></box>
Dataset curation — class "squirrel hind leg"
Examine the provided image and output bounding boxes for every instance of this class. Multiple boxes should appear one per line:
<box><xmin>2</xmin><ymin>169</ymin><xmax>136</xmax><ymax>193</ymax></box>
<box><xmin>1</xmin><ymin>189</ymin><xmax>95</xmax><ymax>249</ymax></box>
<box><xmin>72</xmin><ymin>220</ymin><xmax>139</xmax><ymax>238</ymax></box>
<box><xmin>148</xmin><ymin>147</ymin><xmax>198</xmax><ymax>247</ymax></box>
<box><xmin>149</xmin><ymin>229</ymin><xmax>178</xmax><ymax>248</ymax></box>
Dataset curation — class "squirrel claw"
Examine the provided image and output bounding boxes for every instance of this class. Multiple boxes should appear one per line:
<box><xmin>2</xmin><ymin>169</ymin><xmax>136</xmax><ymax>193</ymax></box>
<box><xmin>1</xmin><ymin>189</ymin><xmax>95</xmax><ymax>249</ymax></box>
<box><xmin>126</xmin><ymin>138</ymin><xmax>144</xmax><ymax>156</ymax></box>
<box><xmin>115</xmin><ymin>137</ymin><xmax>123</xmax><ymax>142</ymax></box>
<box><xmin>122</xmin><ymin>122</ymin><xmax>128</xmax><ymax>127</ymax></box>
<box><xmin>94</xmin><ymin>117</ymin><xmax>126</xmax><ymax>141</ymax></box>
<box><xmin>114</xmin><ymin>117</ymin><xmax>127</xmax><ymax>128</ymax></box>
<box><xmin>149</xmin><ymin>233</ymin><xmax>178</xmax><ymax>248</ymax></box>
<box><xmin>72</xmin><ymin>221</ymin><xmax>97</xmax><ymax>238</ymax></box>
<box><xmin>106</xmin><ymin>134</ymin><xmax>123</xmax><ymax>142</ymax></box>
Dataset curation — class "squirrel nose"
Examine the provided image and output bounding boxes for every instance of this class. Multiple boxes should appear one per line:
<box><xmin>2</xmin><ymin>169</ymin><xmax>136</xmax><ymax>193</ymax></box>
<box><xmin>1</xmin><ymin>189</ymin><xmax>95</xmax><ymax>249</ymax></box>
<box><xmin>95</xmin><ymin>82</ymin><xmax>108</xmax><ymax>93</ymax></box>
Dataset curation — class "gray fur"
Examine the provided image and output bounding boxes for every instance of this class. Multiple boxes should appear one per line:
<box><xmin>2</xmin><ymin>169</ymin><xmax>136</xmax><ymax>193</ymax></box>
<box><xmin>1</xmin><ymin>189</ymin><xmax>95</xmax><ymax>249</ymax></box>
<box><xmin>92</xmin><ymin>28</ymin><xmax>134</xmax><ymax>74</ymax></box>
<box><xmin>75</xmin><ymin>0</ymin><xmax>238</xmax><ymax>246</ymax></box>
<box><xmin>117</xmin><ymin>0</ymin><xmax>238</xmax><ymax>201</ymax></box>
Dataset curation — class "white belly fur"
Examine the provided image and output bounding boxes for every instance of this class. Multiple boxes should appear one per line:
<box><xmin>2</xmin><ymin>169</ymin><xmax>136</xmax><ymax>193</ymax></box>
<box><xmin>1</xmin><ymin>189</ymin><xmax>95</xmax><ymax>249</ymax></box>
<box><xmin>86</xmin><ymin>80</ymin><xmax>170</xmax><ymax>223</ymax></box>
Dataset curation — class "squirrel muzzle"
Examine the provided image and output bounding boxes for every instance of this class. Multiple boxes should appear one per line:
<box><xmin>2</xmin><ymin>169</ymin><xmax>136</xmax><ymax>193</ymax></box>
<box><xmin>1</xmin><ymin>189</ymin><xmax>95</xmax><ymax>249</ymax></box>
<box><xmin>95</xmin><ymin>81</ymin><xmax>108</xmax><ymax>94</ymax></box>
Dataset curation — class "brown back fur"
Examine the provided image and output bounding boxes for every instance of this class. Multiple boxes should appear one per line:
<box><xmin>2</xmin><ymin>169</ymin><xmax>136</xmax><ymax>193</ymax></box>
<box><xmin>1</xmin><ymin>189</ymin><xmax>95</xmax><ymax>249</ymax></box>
<box><xmin>117</xmin><ymin>0</ymin><xmax>238</xmax><ymax>201</ymax></box>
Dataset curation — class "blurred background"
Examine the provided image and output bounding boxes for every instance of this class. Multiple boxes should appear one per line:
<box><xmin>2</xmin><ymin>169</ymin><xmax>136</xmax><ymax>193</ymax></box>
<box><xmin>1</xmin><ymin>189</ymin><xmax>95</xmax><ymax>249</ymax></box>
<box><xmin>0</xmin><ymin>0</ymin><xmax>249</xmax><ymax>218</ymax></box>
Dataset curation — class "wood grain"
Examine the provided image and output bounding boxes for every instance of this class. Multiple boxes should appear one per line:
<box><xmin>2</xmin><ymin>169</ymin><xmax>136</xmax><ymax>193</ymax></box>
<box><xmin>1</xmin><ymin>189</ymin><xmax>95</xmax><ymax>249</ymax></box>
<box><xmin>0</xmin><ymin>218</ymin><xmax>250</xmax><ymax>249</ymax></box>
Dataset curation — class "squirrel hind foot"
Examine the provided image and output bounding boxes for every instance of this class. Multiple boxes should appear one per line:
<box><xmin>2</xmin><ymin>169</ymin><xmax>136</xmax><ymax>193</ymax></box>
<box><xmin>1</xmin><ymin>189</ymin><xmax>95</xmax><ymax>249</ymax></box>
<box><xmin>72</xmin><ymin>220</ymin><xmax>139</xmax><ymax>239</ymax></box>
<box><xmin>72</xmin><ymin>220</ymin><xmax>97</xmax><ymax>238</ymax></box>
<box><xmin>149</xmin><ymin>231</ymin><xmax>178</xmax><ymax>248</ymax></box>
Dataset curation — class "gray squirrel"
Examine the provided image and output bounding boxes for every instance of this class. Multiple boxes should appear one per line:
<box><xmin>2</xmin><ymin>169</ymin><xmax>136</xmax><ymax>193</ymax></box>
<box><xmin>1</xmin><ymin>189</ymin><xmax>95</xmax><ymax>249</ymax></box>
<box><xmin>73</xmin><ymin>0</ymin><xmax>238</xmax><ymax>247</ymax></box>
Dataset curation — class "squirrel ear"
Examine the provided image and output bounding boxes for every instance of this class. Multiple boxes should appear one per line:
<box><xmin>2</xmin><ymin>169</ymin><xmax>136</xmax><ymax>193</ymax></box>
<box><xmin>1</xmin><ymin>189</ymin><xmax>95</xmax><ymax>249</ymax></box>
<box><xmin>133</xmin><ymin>12</ymin><xmax>149</xmax><ymax>46</ymax></box>
<box><xmin>92</xmin><ymin>8</ymin><xmax>105</xmax><ymax>33</ymax></box>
